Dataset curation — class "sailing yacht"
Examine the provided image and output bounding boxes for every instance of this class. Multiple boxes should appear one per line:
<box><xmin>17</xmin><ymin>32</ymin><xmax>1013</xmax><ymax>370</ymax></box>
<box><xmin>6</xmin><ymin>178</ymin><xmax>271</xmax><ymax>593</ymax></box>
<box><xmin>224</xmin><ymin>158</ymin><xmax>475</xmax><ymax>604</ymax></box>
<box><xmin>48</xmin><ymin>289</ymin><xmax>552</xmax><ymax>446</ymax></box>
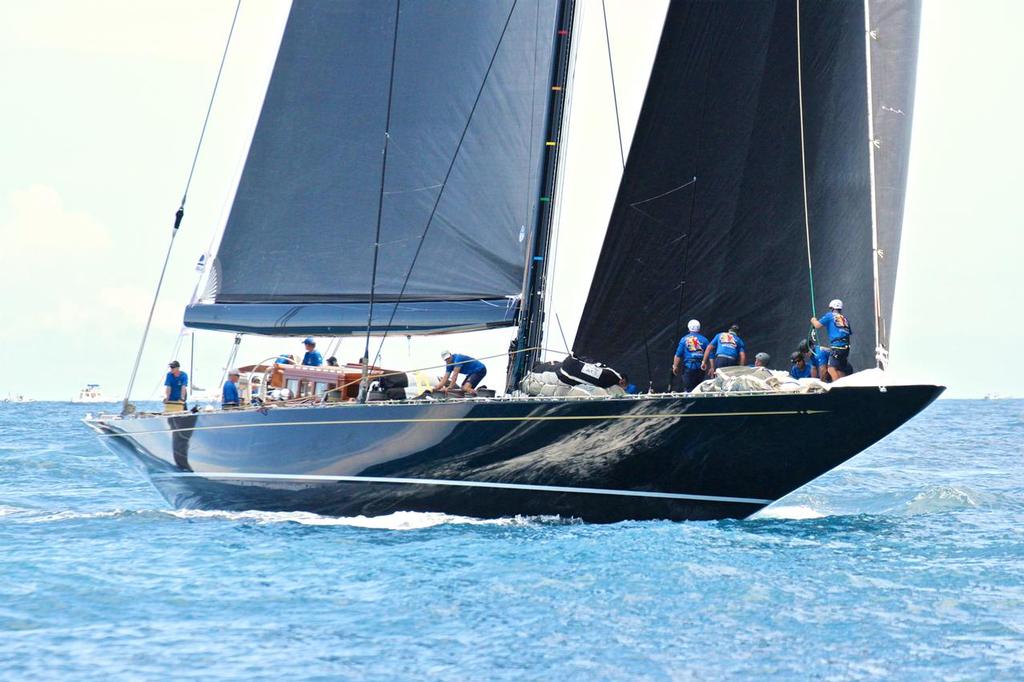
<box><xmin>87</xmin><ymin>1</ymin><xmax>941</xmax><ymax>522</ymax></box>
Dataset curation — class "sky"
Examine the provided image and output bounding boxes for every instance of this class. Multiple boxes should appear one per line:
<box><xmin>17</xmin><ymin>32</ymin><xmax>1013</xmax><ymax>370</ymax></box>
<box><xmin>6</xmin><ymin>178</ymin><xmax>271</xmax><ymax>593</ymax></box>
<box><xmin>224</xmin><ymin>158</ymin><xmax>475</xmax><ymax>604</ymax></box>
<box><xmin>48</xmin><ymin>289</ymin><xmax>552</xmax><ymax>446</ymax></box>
<box><xmin>0</xmin><ymin>0</ymin><xmax>1021</xmax><ymax>401</ymax></box>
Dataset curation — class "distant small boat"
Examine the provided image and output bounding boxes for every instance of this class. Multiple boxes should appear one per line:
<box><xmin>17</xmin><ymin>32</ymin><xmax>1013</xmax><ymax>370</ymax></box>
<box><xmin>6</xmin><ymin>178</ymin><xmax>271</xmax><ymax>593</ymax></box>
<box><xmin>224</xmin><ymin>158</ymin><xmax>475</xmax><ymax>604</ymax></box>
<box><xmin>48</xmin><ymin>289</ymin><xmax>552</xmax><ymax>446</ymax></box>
<box><xmin>3</xmin><ymin>393</ymin><xmax>35</xmax><ymax>404</ymax></box>
<box><xmin>72</xmin><ymin>384</ymin><xmax>112</xmax><ymax>403</ymax></box>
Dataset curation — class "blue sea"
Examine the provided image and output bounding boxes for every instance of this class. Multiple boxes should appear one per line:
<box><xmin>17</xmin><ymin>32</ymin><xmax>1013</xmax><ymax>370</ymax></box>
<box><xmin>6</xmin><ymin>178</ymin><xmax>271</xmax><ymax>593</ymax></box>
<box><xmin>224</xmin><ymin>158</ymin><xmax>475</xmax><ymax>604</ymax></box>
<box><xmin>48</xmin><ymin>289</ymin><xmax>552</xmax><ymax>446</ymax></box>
<box><xmin>1</xmin><ymin>400</ymin><xmax>1022</xmax><ymax>680</ymax></box>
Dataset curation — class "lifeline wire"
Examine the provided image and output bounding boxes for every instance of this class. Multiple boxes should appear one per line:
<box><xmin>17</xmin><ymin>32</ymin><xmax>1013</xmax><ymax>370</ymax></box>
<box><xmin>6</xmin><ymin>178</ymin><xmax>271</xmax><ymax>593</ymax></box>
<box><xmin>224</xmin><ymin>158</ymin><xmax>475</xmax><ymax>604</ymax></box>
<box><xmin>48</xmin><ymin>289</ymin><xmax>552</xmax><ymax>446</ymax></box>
<box><xmin>120</xmin><ymin>0</ymin><xmax>242</xmax><ymax>414</ymax></box>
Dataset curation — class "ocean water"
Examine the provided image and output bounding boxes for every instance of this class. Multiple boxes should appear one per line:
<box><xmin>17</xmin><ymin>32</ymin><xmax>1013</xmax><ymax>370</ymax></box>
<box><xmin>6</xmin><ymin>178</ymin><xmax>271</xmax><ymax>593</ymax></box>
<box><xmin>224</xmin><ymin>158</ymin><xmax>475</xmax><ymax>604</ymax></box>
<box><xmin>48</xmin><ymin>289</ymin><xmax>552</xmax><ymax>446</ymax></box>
<box><xmin>1</xmin><ymin>400</ymin><xmax>1022</xmax><ymax>680</ymax></box>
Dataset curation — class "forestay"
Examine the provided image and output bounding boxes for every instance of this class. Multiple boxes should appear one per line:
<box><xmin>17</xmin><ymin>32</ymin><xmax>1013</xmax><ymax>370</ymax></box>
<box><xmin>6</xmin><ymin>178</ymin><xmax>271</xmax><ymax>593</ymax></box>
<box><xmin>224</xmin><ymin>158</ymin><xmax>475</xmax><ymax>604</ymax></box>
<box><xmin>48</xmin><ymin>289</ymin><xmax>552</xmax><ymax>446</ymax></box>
<box><xmin>185</xmin><ymin>0</ymin><xmax>564</xmax><ymax>336</ymax></box>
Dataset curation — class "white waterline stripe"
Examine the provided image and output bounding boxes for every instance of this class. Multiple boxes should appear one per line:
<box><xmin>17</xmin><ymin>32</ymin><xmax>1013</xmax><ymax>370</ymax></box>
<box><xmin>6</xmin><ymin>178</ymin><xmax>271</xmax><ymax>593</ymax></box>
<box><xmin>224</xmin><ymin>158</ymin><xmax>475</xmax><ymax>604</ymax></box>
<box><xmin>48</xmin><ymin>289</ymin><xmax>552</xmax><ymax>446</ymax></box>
<box><xmin>98</xmin><ymin>409</ymin><xmax>828</xmax><ymax>438</ymax></box>
<box><xmin>159</xmin><ymin>472</ymin><xmax>773</xmax><ymax>506</ymax></box>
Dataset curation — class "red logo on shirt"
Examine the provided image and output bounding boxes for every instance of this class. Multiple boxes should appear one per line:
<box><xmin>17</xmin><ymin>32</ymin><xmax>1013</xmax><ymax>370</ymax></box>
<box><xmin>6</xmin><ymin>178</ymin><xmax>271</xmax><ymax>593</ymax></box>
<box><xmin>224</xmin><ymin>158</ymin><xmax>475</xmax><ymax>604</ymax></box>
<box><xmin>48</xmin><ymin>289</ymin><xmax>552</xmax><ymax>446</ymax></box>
<box><xmin>834</xmin><ymin>314</ymin><xmax>849</xmax><ymax>329</ymax></box>
<box><xmin>686</xmin><ymin>337</ymin><xmax>703</xmax><ymax>352</ymax></box>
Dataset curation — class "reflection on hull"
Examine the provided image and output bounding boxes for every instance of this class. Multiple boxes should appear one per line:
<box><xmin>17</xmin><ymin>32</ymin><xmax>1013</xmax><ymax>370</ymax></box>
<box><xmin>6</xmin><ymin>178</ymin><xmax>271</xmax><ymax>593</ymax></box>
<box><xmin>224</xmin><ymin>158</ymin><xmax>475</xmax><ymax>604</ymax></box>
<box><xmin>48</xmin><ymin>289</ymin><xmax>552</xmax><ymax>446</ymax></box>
<box><xmin>87</xmin><ymin>385</ymin><xmax>943</xmax><ymax>523</ymax></box>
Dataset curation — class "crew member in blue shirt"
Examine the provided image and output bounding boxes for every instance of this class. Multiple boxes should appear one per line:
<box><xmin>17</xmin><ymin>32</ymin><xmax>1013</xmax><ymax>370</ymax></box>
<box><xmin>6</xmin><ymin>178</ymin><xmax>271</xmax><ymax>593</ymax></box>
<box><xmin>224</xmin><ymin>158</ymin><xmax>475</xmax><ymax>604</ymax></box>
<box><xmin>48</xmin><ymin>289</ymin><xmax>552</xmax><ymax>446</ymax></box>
<box><xmin>789</xmin><ymin>351</ymin><xmax>814</xmax><ymax>379</ymax></box>
<box><xmin>435</xmin><ymin>350</ymin><xmax>487</xmax><ymax>396</ymax></box>
<box><xmin>797</xmin><ymin>339</ymin><xmax>821</xmax><ymax>379</ymax></box>
<box><xmin>701</xmin><ymin>324</ymin><xmax>747</xmax><ymax>375</ymax></box>
<box><xmin>672</xmin><ymin>319</ymin><xmax>709</xmax><ymax>392</ymax></box>
<box><xmin>300</xmin><ymin>337</ymin><xmax>323</xmax><ymax>366</ymax></box>
<box><xmin>222</xmin><ymin>369</ymin><xmax>241</xmax><ymax>408</ymax></box>
<box><xmin>811</xmin><ymin>298</ymin><xmax>852</xmax><ymax>381</ymax></box>
<box><xmin>164</xmin><ymin>360</ymin><xmax>188</xmax><ymax>404</ymax></box>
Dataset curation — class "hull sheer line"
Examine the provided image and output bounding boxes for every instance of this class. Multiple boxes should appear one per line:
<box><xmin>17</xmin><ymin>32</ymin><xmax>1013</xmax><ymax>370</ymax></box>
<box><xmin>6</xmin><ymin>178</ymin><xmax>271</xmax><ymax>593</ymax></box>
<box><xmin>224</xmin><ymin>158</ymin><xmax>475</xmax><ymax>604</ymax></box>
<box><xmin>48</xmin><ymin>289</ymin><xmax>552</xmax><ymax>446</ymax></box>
<box><xmin>155</xmin><ymin>472</ymin><xmax>774</xmax><ymax>506</ymax></box>
<box><xmin>96</xmin><ymin>408</ymin><xmax>831</xmax><ymax>438</ymax></box>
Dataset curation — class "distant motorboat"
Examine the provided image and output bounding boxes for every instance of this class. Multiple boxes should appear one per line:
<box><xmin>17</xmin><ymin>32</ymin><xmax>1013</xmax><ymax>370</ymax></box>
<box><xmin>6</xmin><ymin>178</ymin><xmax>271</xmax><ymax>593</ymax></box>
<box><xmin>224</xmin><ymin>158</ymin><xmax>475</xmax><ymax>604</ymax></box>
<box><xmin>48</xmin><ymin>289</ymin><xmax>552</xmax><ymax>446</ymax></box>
<box><xmin>72</xmin><ymin>384</ymin><xmax>112</xmax><ymax>403</ymax></box>
<box><xmin>4</xmin><ymin>393</ymin><xmax>35</xmax><ymax>403</ymax></box>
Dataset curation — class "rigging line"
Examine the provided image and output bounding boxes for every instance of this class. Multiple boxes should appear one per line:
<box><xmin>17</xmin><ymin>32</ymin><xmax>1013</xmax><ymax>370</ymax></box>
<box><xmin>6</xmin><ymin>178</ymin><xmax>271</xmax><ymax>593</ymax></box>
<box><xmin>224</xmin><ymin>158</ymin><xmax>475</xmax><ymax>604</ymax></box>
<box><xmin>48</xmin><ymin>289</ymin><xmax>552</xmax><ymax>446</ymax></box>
<box><xmin>601</xmin><ymin>0</ymin><xmax>626</xmax><ymax>168</ymax></box>
<box><xmin>368</xmin><ymin>0</ymin><xmax>521</xmax><ymax>367</ymax></box>
<box><xmin>360</xmin><ymin>0</ymin><xmax>403</xmax><ymax>402</ymax></box>
<box><xmin>180</xmin><ymin>0</ymin><xmax>242</xmax><ymax>209</ymax></box>
<box><xmin>120</xmin><ymin>1</ymin><xmax>241</xmax><ymax>415</ymax></box>
<box><xmin>862</xmin><ymin>0</ymin><xmax>885</xmax><ymax>366</ymax></box>
<box><xmin>629</xmin><ymin>177</ymin><xmax>697</xmax><ymax>207</ymax></box>
<box><xmin>668</xmin><ymin>10</ymin><xmax>720</xmax><ymax>390</ymax></box>
<box><xmin>795</xmin><ymin>0</ymin><xmax>817</xmax><ymax>322</ymax></box>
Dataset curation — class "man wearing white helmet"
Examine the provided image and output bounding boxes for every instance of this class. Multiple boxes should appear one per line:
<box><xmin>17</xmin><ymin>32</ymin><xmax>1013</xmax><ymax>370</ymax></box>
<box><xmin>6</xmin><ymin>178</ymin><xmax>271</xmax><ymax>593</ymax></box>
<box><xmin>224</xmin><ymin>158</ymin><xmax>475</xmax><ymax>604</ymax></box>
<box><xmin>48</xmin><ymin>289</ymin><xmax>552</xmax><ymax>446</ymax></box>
<box><xmin>811</xmin><ymin>298</ymin><xmax>852</xmax><ymax>381</ymax></box>
<box><xmin>434</xmin><ymin>350</ymin><xmax>487</xmax><ymax>396</ymax></box>
<box><xmin>672</xmin><ymin>319</ymin><xmax>709</xmax><ymax>392</ymax></box>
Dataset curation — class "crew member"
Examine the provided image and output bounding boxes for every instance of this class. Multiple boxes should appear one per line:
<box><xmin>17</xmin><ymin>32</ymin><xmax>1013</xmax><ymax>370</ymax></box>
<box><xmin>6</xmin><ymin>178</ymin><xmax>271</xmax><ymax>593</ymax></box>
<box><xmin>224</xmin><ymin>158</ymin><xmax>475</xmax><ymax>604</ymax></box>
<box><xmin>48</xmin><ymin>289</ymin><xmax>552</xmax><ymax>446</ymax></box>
<box><xmin>797</xmin><ymin>339</ymin><xmax>821</xmax><ymax>379</ymax></box>
<box><xmin>164</xmin><ymin>360</ymin><xmax>188</xmax><ymax>405</ymax></box>
<box><xmin>435</xmin><ymin>350</ymin><xmax>487</xmax><ymax>395</ymax></box>
<box><xmin>672</xmin><ymin>319</ymin><xmax>709</xmax><ymax>392</ymax></box>
<box><xmin>811</xmin><ymin>299</ymin><xmax>852</xmax><ymax>381</ymax></box>
<box><xmin>326</xmin><ymin>356</ymin><xmax>339</xmax><ymax>367</ymax></box>
<box><xmin>789</xmin><ymin>351</ymin><xmax>814</xmax><ymax>379</ymax></box>
<box><xmin>701</xmin><ymin>324</ymin><xmax>747</xmax><ymax>375</ymax></box>
<box><xmin>275</xmin><ymin>354</ymin><xmax>295</xmax><ymax>365</ymax></box>
<box><xmin>301</xmin><ymin>337</ymin><xmax>323</xmax><ymax>366</ymax></box>
<box><xmin>753</xmin><ymin>352</ymin><xmax>771</xmax><ymax>368</ymax></box>
<box><xmin>222</xmin><ymin>369</ymin><xmax>241</xmax><ymax>408</ymax></box>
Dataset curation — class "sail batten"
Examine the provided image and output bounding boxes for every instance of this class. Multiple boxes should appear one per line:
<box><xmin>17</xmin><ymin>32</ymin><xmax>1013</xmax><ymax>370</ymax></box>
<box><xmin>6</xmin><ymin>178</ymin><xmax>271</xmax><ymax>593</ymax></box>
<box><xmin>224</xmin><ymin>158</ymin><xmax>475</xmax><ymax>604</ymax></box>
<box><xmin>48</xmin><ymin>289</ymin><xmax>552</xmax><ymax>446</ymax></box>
<box><xmin>185</xmin><ymin>0</ymin><xmax>563</xmax><ymax>336</ymax></box>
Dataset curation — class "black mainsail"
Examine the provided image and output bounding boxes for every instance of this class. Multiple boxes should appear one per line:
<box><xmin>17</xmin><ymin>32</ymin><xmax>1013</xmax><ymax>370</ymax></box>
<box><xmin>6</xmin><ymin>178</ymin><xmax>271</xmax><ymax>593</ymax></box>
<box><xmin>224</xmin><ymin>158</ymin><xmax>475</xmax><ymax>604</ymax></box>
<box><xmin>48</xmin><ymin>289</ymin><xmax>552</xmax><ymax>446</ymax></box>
<box><xmin>574</xmin><ymin>1</ymin><xmax>920</xmax><ymax>389</ymax></box>
<box><xmin>185</xmin><ymin>0</ymin><xmax>566</xmax><ymax>337</ymax></box>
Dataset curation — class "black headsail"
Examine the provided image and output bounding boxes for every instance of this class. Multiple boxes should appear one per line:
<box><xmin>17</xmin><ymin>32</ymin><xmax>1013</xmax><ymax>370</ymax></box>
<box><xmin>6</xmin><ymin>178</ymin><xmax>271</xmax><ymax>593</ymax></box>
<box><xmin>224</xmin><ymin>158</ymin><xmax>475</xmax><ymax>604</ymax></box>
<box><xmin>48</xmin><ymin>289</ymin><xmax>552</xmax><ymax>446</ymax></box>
<box><xmin>185</xmin><ymin>0</ymin><xmax>566</xmax><ymax>336</ymax></box>
<box><xmin>573</xmin><ymin>0</ymin><xmax>920</xmax><ymax>388</ymax></box>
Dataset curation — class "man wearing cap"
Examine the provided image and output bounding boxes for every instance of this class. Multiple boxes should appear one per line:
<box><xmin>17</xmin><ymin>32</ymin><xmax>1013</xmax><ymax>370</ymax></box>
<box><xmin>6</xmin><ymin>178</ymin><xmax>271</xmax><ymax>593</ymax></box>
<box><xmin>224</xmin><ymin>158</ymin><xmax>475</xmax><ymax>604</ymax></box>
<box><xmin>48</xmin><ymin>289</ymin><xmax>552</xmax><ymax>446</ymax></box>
<box><xmin>811</xmin><ymin>299</ymin><xmax>852</xmax><ymax>381</ymax></box>
<box><xmin>301</xmin><ymin>337</ymin><xmax>323</xmax><ymax>367</ymax></box>
<box><xmin>222</xmin><ymin>369</ymin><xmax>241</xmax><ymax>408</ymax></box>
<box><xmin>164</xmin><ymin>361</ymin><xmax>188</xmax><ymax>404</ymax></box>
<box><xmin>789</xmin><ymin>351</ymin><xmax>814</xmax><ymax>379</ymax></box>
<box><xmin>701</xmin><ymin>324</ymin><xmax>747</xmax><ymax>375</ymax></box>
<box><xmin>434</xmin><ymin>351</ymin><xmax>487</xmax><ymax>395</ymax></box>
<box><xmin>753</xmin><ymin>352</ymin><xmax>771</xmax><ymax>368</ymax></box>
<box><xmin>672</xmin><ymin>319</ymin><xmax>709</xmax><ymax>392</ymax></box>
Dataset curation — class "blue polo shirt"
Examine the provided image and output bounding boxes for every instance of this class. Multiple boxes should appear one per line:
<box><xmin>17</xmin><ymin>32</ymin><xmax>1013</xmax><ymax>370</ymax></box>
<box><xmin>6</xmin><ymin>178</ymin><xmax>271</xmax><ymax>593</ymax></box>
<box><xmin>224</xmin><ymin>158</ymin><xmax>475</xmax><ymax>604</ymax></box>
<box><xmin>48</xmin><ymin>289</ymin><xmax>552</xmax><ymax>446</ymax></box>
<box><xmin>164</xmin><ymin>371</ymin><xmax>188</xmax><ymax>401</ymax></box>
<box><xmin>675</xmin><ymin>333</ymin><xmax>709</xmax><ymax>368</ymax></box>
<box><xmin>708</xmin><ymin>332</ymin><xmax>745</xmax><ymax>360</ymax></box>
<box><xmin>790</xmin><ymin>362</ymin><xmax>813</xmax><ymax>379</ymax></box>
<box><xmin>818</xmin><ymin>311</ymin><xmax>852</xmax><ymax>348</ymax></box>
<box><xmin>302</xmin><ymin>350</ymin><xmax>323</xmax><ymax>366</ymax></box>
<box><xmin>447</xmin><ymin>354</ymin><xmax>486</xmax><ymax>376</ymax></box>
<box><xmin>222</xmin><ymin>380</ymin><xmax>240</xmax><ymax>406</ymax></box>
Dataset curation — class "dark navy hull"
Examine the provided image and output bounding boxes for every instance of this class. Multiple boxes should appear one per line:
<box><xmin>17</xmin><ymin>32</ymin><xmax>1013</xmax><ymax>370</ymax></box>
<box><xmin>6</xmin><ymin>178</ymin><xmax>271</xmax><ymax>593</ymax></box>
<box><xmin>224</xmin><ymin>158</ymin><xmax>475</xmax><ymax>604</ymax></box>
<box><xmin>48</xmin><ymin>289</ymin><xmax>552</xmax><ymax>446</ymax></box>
<box><xmin>87</xmin><ymin>385</ymin><xmax>943</xmax><ymax>522</ymax></box>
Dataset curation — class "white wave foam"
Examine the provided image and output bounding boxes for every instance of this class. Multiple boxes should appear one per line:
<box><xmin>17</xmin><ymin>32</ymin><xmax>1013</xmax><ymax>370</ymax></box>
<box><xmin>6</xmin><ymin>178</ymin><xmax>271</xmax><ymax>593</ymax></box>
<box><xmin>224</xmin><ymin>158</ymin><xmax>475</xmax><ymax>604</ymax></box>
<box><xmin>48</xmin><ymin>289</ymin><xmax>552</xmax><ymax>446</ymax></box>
<box><xmin>13</xmin><ymin>507</ymin><xmax>557</xmax><ymax>530</ymax></box>
<box><xmin>900</xmin><ymin>486</ymin><xmax>989</xmax><ymax>515</ymax></box>
<box><xmin>164</xmin><ymin>508</ymin><xmax>524</xmax><ymax>530</ymax></box>
<box><xmin>750</xmin><ymin>504</ymin><xmax>826</xmax><ymax>520</ymax></box>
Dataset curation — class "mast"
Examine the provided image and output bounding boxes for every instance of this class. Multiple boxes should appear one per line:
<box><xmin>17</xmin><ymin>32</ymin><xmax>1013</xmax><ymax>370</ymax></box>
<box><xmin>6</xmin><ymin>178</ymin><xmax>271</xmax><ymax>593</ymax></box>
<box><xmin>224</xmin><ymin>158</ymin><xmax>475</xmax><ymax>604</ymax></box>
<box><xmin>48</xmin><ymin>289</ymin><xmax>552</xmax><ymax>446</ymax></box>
<box><xmin>507</xmin><ymin>0</ymin><xmax>577</xmax><ymax>392</ymax></box>
<box><xmin>863</xmin><ymin>0</ymin><xmax>885</xmax><ymax>369</ymax></box>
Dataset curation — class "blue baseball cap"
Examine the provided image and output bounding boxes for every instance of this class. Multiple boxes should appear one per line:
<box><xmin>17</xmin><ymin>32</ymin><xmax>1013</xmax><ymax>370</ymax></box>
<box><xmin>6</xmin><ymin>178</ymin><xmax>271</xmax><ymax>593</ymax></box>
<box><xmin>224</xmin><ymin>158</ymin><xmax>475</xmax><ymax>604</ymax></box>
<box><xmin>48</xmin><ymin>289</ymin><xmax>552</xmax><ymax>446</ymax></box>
<box><xmin>303</xmin><ymin>337</ymin><xmax>315</xmax><ymax>346</ymax></box>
